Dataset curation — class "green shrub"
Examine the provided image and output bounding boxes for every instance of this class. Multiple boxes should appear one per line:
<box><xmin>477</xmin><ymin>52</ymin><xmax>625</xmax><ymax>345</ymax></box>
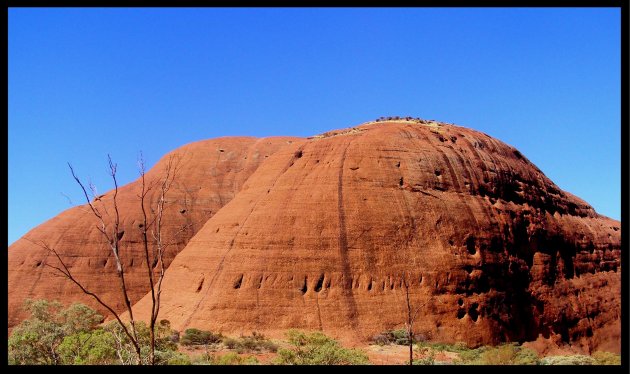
<box><xmin>479</xmin><ymin>344</ymin><xmax>509</xmax><ymax>365</ymax></box>
<box><xmin>8</xmin><ymin>299</ymin><xmax>103</xmax><ymax>365</ymax></box>
<box><xmin>8</xmin><ymin>299</ymin><xmax>186</xmax><ymax>365</ymax></box>
<box><xmin>372</xmin><ymin>328</ymin><xmax>413</xmax><ymax>345</ymax></box>
<box><xmin>214</xmin><ymin>352</ymin><xmax>259</xmax><ymax>365</ymax></box>
<box><xmin>191</xmin><ymin>352</ymin><xmax>258</xmax><ymax>365</ymax></box>
<box><xmin>417</xmin><ymin>341</ymin><xmax>470</xmax><ymax>353</ymax></box>
<box><xmin>592</xmin><ymin>351</ymin><xmax>621</xmax><ymax>365</ymax></box>
<box><xmin>430</xmin><ymin>342</ymin><xmax>539</xmax><ymax>365</ymax></box>
<box><xmin>371</xmin><ymin>333</ymin><xmax>390</xmax><ymax>346</ymax></box>
<box><xmin>58</xmin><ymin>329</ymin><xmax>117</xmax><ymax>364</ymax></box>
<box><xmin>108</xmin><ymin>320</ymin><xmax>182</xmax><ymax>364</ymax></box>
<box><xmin>540</xmin><ymin>355</ymin><xmax>596</xmax><ymax>365</ymax></box>
<box><xmin>190</xmin><ymin>353</ymin><xmax>214</xmax><ymax>365</ymax></box>
<box><xmin>180</xmin><ymin>328</ymin><xmax>223</xmax><ymax>346</ymax></box>
<box><xmin>511</xmin><ymin>346</ymin><xmax>540</xmax><ymax>365</ymax></box>
<box><xmin>155</xmin><ymin>350</ymin><xmax>192</xmax><ymax>365</ymax></box>
<box><xmin>274</xmin><ymin>330</ymin><xmax>369</xmax><ymax>365</ymax></box>
<box><xmin>222</xmin><ymin>333</ymin><xmax>278</xmax><ymax>353</ymax></box>
<box><xmin>223</xmin><ymin>337</ymin><xmax>239</xmax><ymax>350</ymax></box>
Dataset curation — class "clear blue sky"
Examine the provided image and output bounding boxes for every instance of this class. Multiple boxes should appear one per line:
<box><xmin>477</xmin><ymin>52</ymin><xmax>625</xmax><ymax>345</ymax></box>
<box><xmin>8</xmin><ymin>8</ymin><xmax>621</xmax><ymax>245</ymax></box>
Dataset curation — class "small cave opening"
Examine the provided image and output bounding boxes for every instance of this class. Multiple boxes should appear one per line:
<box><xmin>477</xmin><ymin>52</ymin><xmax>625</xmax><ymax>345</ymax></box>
<box><xmin>196</xmin><ymin>278</ymin><xmax>205</xmax><ymax>293</ymax></box>
<box><xmin>314</xmin><ymin>274</ymin><xmax>325</xmax><ymax>292</ymax></box>
<box><xmin>295</xmin><ymin>150</ymin><xmax>303</xmax><ymax>159</ymax></box>
<box><xmin>300</xmin><ymin>276</ymin><xmax>308</xmax><ymax>294</ymax></box>
<box><xmin>458</xmin><ymin>298</ymin><xmax>464</xmax><ymax>306</ymax></box>
<box><xmin>399</xmin><ymin>177</ymin><xmax>404</xmax><ymax>187</ymax></box>
<box><xmin>395</xmin><ymin>161</ymin><xmax>401</xmax><ymax>168</ymax></box>
<box><xmin>466</xmin><ymin>236</ymin><xmax>477</xmax><ymax>255</ymax></box>
<box><xmin>457</xmin><ymin>309</ymin><xmax>466</xmax><ymax>319</ymax></box>
<box><xmin>468</xmin><ymin>303</ymin><xmax>479</xmax><ymax>322</ymax></box>
<box><xmin>586</xmin><ymin>327</ymin><xmax>593</xmax><ymax>337</ymax></box>
<box><xmin>233</xmin><ymin>274</ymin><xmax>243</xmax><ymax>289</ymax></box>
<box><xmin>257</xmin><ymin>275</ymin><xmax>263</xmax><ymax>289</ymax></box>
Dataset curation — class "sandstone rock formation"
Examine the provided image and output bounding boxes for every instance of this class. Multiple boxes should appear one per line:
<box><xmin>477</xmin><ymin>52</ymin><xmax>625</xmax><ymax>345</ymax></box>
<box><xmin>9</xmin><ymin>119</ymin><xmax>621</xmax><ymax>354</ymax></box>
<box><xmin>129</xmin><ymin>120</ymin><xmax>621</xmax><ymax>353</ymax></box>
<box><xmin>8</xmin><ymin>136</ymin><xmax>299</xmax><ymax>329</ymax></box>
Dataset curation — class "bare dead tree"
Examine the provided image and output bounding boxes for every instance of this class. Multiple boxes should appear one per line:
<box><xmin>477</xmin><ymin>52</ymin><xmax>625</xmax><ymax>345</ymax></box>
<box><xmin>401</xmin><ymin>271</ymin><xmax>426</xmax><ymax>366</ymax></box>
<box><xmin>138</xmin><ymin>154</ymin><xmax>182</xmax><ymax>365</ymax></box>
<box><xmin>68</xmin><ymin>156</ymin><xmax>141</xmax><ymax>364</ymax></box>
<box><xmin>27</xmin><ymin>153</ymin><xmax>187</xmax><ymax>365</ymax></box>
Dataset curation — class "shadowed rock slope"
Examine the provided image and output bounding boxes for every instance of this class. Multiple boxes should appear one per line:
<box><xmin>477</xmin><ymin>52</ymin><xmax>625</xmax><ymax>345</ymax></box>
<box><xmin>8</xmin><ymin>136</ymin><xmax>299</xmax><ymax>329</ymax></box>
<box><xmin>128</xmin><ymin>120</ymin><xmax>621</xmax><ymax>353</ymax></box>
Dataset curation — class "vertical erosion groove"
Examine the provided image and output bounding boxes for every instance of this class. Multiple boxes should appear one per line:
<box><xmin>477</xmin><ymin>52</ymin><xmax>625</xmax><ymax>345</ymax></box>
<box><xmin>338</xmin><ymin>141</ymin><xmax>360</xmax><ymax>329</ymax></box>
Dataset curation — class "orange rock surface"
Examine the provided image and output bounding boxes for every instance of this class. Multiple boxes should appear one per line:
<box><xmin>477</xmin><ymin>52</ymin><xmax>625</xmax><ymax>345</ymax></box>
<box><xmin>8</xmin><ymin>136</ymin><xmax>299</xmax><ymax>329</ymax></box>
<box><xmin>131</xmin><ymin>120</ymin><xmax>621</xmax><ymax>352</ymax></box>
<box><xmin>9</xmin><ymin>120</ymin><xmax>621</xmax><ymax>353</ymax></box>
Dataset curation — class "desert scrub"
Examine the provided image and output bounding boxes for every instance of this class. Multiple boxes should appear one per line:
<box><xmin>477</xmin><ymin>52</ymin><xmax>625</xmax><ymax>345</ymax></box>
<box><xmin>372</xmin><ymin>328</ymin><xmax>416</xmax><ymax>345</ymax></box>
<box><xmin>274</xmin><ymin>330</ymin><xmax>369</xmax><ymax>365</ymax></box>
<box><xmin>9</xmin><ymin>300</ymin><xmax>103</xmax><ymax>365</ymax></box>
<box><xmin>180</xmin><ymin>328</ymin><xmax>223</xmax><ymax>346</ymax></box>
<box><xmin>413</xmin><ymin>346</ymin><xmax>436</xmax><ymax>365</ymax></box>
<box><xmin>191</xmin><ymin>352</ymin><xmax>259</xmax><ymax>365</ymax></box>
<box><xmin>415</xmin><ymin>341</ymin><xmax>539</xmax><ymax>365</ymax></box>
<box><xmin>8</xmin><ymin>299</ymin><xmax>182</xmax><ymax>365</ymax></box>
<box><xmin>592</xmin><ymin>351</ymin><xmax>621</xmax><ymax>365</ymax></box>
<box><xmin>473</xmin><ymin>343</ymin><xmax>539</xmax><ymax>365</ymax></box>
<box><xmin>222</xmin><ymin>331</ymin><xmax>278</xmax><ymax>353</ymax></box>
<box><xmin>540</xmin><ymin>355</ymin><xmax>596</xmax><ymax>365</ymax></box>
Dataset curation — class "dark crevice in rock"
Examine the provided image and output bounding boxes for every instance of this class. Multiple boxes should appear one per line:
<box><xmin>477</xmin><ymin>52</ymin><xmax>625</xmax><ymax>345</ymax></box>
<box><xmin>196</xmin><ymin>278</ymin><xmax>204</xmax><ymax>292</ymax></box>
<box><xmin>300</xmin><ymin>276</ymin><xmax>308</xmax><ymax>294</ymax></box>
<box><xmin>466</xmin><ymin>236</ymin><xmax>476</xmax><ymax>255</ymax></box>
<box><xmin>233</xmin><ymin>274</ymin><xmax>243</xmax><ymax>289</ymax></box>
<box><xmin>314</xmin><ymin>274</ymin><xmax>325</xmax><ymax>292</ymax></box>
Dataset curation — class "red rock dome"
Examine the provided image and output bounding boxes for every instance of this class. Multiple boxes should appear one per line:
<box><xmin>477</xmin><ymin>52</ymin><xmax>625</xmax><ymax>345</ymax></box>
<box><xmin>129</xmin><ymin>120</ymin><xmax>621</xmax><ymax>352</ymax></box>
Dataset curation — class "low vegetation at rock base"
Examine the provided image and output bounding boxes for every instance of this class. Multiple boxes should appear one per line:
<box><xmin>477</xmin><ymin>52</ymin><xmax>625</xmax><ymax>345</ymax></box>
<box><xmin>223</xmin><ymin>331</ymin><xmax>279</xmax><ymax>353</ymax></box>
<box><xmin>180</xmin><ymin>328</ymin><xmax>223</xmax><ymax>346</ymax></box>
<box><xmin>374</xmin><ymin>328</ymin><xmax>621</xmax><ymax>366</ymax></box>
<box><xmin>8</xmin><ymin>300</ymin><xmax>621</xmax><ymax>365</ymax></box>
<box><xmin>414</xmin><ymin>341</ymin><xmax>539</xmax><ymax>365</ymax></box>
<box><xmin>273</xmin><ymin>330</ymin><xmax>369</xmax><ymax>365</ymax></box>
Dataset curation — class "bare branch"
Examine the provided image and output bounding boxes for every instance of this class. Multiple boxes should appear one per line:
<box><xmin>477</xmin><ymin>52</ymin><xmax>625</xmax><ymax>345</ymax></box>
<box><xmin>68</xmin><ymin>163</ymin><xmax>104</xmax><ymax>222</ymax></box>
<box><xmin>138</xmin><ymin>152</ymin><xmax>157</xmax><ymax>365</ymax></box>
<box><xmin>24</xmin><ymin>238</ymin><xmax>139</xmax><ymax>355</ymax></box>
<box><xmin>60</xmin><ymin>192</ymin><xmax>73</xmax><ymax>206</ymax></box>
<box><xmin>67</xmin><ymin>157</ymin><xmax>141</xmax><ymax>364</ymax></box>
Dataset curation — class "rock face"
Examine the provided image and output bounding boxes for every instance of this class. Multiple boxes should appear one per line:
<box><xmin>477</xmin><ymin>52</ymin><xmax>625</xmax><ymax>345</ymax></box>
<box><xmin>8</xmin><ymin>136</ymin><xmax>299</xmax><ymax>329</ymax></box>
<box><xmin>9</xmin><ymin>120</ymin><xmax>621</xmax><ymax>353</ymax></box>
<box><xmin>127</xmin><ymin>120</ymin><xmax>621</xmax><ymax>353</ymax></box>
